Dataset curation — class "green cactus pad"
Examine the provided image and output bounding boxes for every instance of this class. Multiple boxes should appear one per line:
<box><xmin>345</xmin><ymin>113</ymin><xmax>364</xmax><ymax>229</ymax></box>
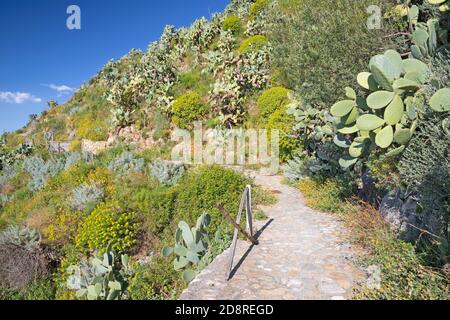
<box><xmin>333</xmin><ymin>135</ymin><xmax>350</xmax><ymax>148</ymax></box>
<box><xmin>384</xmin><ymin>95</ymin><xmax>404</xmax><ymax>125</ymax></box>
<box><xmin>429</xmin><ymin>88</ymin><xmax>450</xmax><ymax>112</ymax></box>
<box><xmin>338</xmin><ymin>124</ymin><xmax>359</xmax><ymax>134</ymax></box>
<box><xmin>412</xmin><ymin>29</ymin><xmax>429</xmax><ymax>47</ymax></box>
<box><xmin>393</xmin><ymin>78</ymin><xmax>420</xmax><ymax>91</ymax></box>
<box><xmin>402</xmin><ymin>58</ymin><xmax>428</xmax><ymax>77</ymax></box>
<box><xmin>384</xmin><ymin>50</ymin><xmax>404</xmax><ymax>72</ymax></box>
<box><xmin>357</xmin><ymin>114</ymin><xmax>386</xmax><ymax>131</ymax></box>
<box><xmin>182</xmin><ymin>269</ymin><xmax>197</xmax><ymax>282</ymax></box>
<box><xmin>394</xmin><ymin>128</ymin><xmax>412</xmax><ymax>145</ymax></box>
<box><xmin>345</xmin><ymin>87</ymin><xmax>357</xmax><ymax>100</ymax></box>
<box><xmin>341</xmin><ymin>107</ymin><xmax>359</xmax><ymax>125</ymax></box>
<box><xmin>339</xmin><ymin>156</ymin><xmax>358</xmax><ymax>169</ymax></box>
<box><xmin>330</xmin><ymin>100</ymin><xmax>356</xmax><ymax>117</ymax></box>
<box><xmin>367</xmin><ymin>91</ymin><xmax>395</xmax><ymax>110</ymax></box>
<box><xmin>375</xmin><ymin>126</ymin><xmax>394</xmax><ymax>149</ymax></box>
<box><xmin>385</xmin><ymin>145</ymin><xmax>406</xmax><ymax>157</ymax></box>
<box><xmin>349</xmin><ymin>141</ymin><xmax>364</xmax><ymax>158</ymax></box>
<box><xmin>357</xmin><ymin>72</ymin><xmax>379</xmax><ymax>91</ymax></box>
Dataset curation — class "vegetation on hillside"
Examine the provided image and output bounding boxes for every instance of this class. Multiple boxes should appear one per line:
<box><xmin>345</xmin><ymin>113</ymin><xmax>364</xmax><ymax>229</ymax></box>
<box><xmin>0</xmin><ymin>0</ymin><xmax>448</xmax><ymax>300</ymax></box>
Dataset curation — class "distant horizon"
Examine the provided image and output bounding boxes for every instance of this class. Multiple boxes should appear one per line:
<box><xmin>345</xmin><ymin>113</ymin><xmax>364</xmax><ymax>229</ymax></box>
<box><xmin>0</xmin><ymin>0</ymin><xmax>229</xmax><ymax>134</ymax></box>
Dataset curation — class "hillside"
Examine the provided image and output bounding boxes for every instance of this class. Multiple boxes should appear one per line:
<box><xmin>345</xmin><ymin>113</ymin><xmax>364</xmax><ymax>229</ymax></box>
<box><xmin>0</xmin><ymin>0</ymin><xmax>449</xmax><ymax>300</ymax></box>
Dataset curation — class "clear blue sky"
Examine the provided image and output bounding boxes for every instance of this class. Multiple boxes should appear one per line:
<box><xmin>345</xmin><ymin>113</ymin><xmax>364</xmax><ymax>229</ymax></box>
<box><xmin>0</xmin><ymin>0</ymin><xmax>229</xmax><ymax>133</ymax></box>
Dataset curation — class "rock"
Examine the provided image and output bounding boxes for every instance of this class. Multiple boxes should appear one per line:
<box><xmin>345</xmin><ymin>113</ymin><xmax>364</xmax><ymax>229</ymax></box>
<box><xmin>379</xmin><ymin>189</ymin><xmax>404</xmax><ymax>233</ymax></box>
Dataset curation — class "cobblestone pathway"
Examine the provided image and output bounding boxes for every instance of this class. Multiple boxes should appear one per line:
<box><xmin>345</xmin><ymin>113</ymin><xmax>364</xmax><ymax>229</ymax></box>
<box><xmin>180</xmin><ymin>173</ymin><xmax>366</xmax><ymax>300</ymax></box>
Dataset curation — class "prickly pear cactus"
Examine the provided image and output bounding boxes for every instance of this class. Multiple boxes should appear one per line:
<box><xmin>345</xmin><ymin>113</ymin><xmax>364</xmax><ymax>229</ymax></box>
<box><xmin>331</xmin><ymin>49</ymin><xmax>432</xmax><ymax>169</ymax></box>
<box><xmin>162</xmin><ymin>213</ymin><xmax>212</xmax><ymax>282</ymax></box>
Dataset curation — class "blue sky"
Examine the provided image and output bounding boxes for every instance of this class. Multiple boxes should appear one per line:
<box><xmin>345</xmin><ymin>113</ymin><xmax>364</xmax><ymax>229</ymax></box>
<box><xmin>0</xmin><ymin>0</ymin><xmax>229</xmax><ymax>133</ymax></box>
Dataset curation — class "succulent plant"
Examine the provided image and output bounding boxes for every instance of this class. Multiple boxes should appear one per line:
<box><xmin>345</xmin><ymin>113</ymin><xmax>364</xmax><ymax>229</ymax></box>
<box><xmin>330</xmin><ymin>49</ymin><xmax>435</xmax><ymax>168</ymax></box>
<box><xmin>67</xmin><ymin>244</ymin><xmax>132</xmax><ymax>300</ymax></box>
<box><xmin>162</xmin><ymin>213</ymin><xmax>211</xmax><ymax>282</ymax></box>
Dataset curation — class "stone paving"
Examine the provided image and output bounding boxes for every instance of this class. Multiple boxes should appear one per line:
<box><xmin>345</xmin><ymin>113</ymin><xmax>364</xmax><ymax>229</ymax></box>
<box><xmin>180</xmin><ymin>173</ymin><xmax>366</xmax><ymax>300</ymax></box>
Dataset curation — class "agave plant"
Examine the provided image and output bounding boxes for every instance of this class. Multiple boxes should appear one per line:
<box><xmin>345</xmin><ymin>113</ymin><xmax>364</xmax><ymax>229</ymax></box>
<box><xmin>162</xmin><ymin>213</ymin><xmax>211</xmax><ymax>282</ymax></box>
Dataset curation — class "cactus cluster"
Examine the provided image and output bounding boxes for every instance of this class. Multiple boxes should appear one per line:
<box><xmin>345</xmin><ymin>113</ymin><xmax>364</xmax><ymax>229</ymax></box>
<box><xmin>331</xmin><ymin>49</ymin><xmax>433</xmax><ymax>168</ymax></box>
<box><xmin>407</xmin><ymin>5</ymin><xmax>448</xmax><ymax>61</ymax></box>
<box><xmin>67</xmin><ymin>244</ymin><xmax>132</xmax><ymax>300</ymax></box>
<box><xmin>162</xmin><ymin>213</ymin><xmax>212</xmax><ymax>282</ymax></box>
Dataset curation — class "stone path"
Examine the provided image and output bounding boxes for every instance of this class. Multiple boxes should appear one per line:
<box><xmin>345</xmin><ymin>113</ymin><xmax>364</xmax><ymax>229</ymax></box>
<box><xmin>180</xmin><ymin>173</ymin><xmax>366</xmax><ymax>300</ymax></box>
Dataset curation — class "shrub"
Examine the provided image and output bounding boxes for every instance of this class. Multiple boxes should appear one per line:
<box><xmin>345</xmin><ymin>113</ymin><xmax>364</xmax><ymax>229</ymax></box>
<box><xmin>171</xmin><ymin>92</ymin><xmax>209</xmax><ymax>129</ymax></box>
<box><xmin>398</xmin><ymin>113</ymin><xmax>450</xmax><ymax>262</ymax></box>
<box><xmin>128</xmin><ymin>257</ymin><xmax>183</xmax><ymax>300</ymax></box>
<box><xmin>71</xmin><ymin>183</ymin><xmax>105</xmax><ymax>211</ymax></box>
<box><xmin>69</xmin><ymin>140</ymin><xmax>82</xmax><ymax>152</ymax></box>
<box><xmin>76</xmin><ymin>201</ymin><xmax>139</xmax><ymax>254</ymax></box>
<box><xmin>175</xmin><ymin>165</ymin><xmax>250</xmax><ymax>235</ymax></box>
<box><xmin>256</xmin><ymin>87</ymin><xmax>290</xmax><ymax>121</ymax></box>
<box><xmin>0</xmin><ymin>279</ymin><xmax>55</xmax><ymax>300</ymax></box>
<box><xmin>298</xmin><ymin>178</ymin><xmax>351</xmax><ymax>214</ymax></box>
<box><xmin>250</xmin><ymin>0</ymin><xmax>270</xmax><ymax>19</ymax></box>
<box><xmin>108</xmin><ymin>152</ymin><xmax>145</xmax><ymax>177</ymax></box>
<box><xmin>152</xmin><ymin>110</ymin><xmax>171</xmax><ymax>141</ymax></box>
<box><xmin>150</xmin><ymin>160</ymin><xmax>185</xmax><ymax>186</ymax></box>
<box><xmin>45</xmin><ymin>211</ymin><xmax>84</xmax><ymax>245</ymax></box>
<box><xmin>238</xmin><ymin>35</ymin><xmax>268</xmax><ymax>54</ymax></box>
<box><xmin>222</xmin><ymin>15</ymin><xmax>242</xmax><ymax>35</ymax></box>
<box><xmin>171</xmin><ymin>69</ymin><xmax>212</xmax><ymax>97</ymax></box>
<box><xmin>268</xmin><ymin>0</ymin><xmax>397</xmax><ymax>108</ymax></box>
<box><xmin>0</xmin><ymin>243</ymin><xmax>48</xmax><ymax>290</ymax></box>
<box><xmin>130</xmin><ymin>186</ymin><xmax>177</xmax><ymax>235</ymax></box>
<box><xmin>75</xmin><ymin>116</ymin><xmax>109</xmax><ymax>141</ymax></box>
<box><xmin>355</xmin><ymin>239</ymin><xmax>450</xmax><ymax>300</ymax></box>
<box><xmin>267</xmin><ymin>106</ymin><xmax>300</xmax><ymax>161</ymax></box>
<box><xmin>0</xmin><ymin>225</ymin><xmax>41</xmax><ymax>251</ymax></box>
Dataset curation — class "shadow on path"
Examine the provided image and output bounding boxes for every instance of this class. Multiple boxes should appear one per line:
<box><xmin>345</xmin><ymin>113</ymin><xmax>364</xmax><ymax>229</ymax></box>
<box><xmin>228</xmin><ymin>218</ymin><xmax>274</xmax><ymax>280</ymax></box>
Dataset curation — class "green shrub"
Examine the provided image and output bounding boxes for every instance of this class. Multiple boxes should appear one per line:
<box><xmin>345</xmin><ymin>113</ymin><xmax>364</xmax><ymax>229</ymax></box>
<box><xmin>266</xmin><ymin>106</ymin><xmax>300</xmax><ymax>161</ymax></box>
<box><xmin>355</xmin><ymin>239</ymin><xmax>449</xmax><ymax>300</ymax></box>
<box><xmin>222</xmin><ymin>15</ymin><xmax>243</xmax><ymax>35</ymax></box>
<box><xmin>268</xmin><ymin>0</ymin><xmax>398</xmax><ymax>108</ymax></box>
<box><xmin>298</xmin><ymin>178</ymin><xmax>352</xmax><ymax>214</ymax></box>
<box><xmin>256</xmin><ymin>87</ymin><xmax>290</xmax><ymax>121</ymax></box>
<box><xmin>171</xmin><ymin>92</ymin><xmax>209</xmax><ymax>129</ymax></box>
<box><xmin>0</xmin><ymin>279</ymin><xmax>55</xmax><ymax>300</ymax></box>
<box><xmin>174</xmin><ymin>165</ymin><xmax>250</xmax><ymax>235</ymax></box>
<box><xmin>171</xmin><ymin>69</ymin><xmax>212</xmax><ymax>97</ymax></box>
<box><xmin>128</xmin><ymin>257</ymin><xmax>183</xmax><ymax>300</ymax></box>
<box><xmin>398</xmin><ymin>113</ymin><xmax>450</xmax><ymax>263</ymax></box>
<box><xmin>76</xmin><ymin>201</ymin><xmax>139</xmax><ymax>254</ymax></box>
<box><xmin>130</xmin><ymin>186</ymin><xmax>177</xmax><ymax>235</ymax></box>
<box><xmin>250</xmin><ymin>0</ymin><xmax>270</xmax><ymax>19</ymax></box>
<box><xmin>238</xmin><ymin>35</ymin><xmax>269</xmax><ymax>53</ymax></box>
<box><xmin>152</xmin><ymin>110</ymin><xmax>171</xmax><ymax>141</ymax></box>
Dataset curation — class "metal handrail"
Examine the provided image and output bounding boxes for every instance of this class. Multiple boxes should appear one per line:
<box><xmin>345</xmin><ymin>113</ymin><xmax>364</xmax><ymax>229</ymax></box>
<box><xmin>226</xmin><ymin>185</ymin><xmax>257</xmax><ymax>281</ymax></box>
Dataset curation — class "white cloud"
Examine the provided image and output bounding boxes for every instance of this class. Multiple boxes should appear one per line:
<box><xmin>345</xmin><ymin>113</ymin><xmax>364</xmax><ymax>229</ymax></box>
<box><xmin>43</xmin><ymin>84</ymin><xmax>75</xmax><ymax>94</ymax></box>
<box><xmin>0</xmin><ymin>91</ymin><xmax>42</xmax><ymax>104</ymax></box>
